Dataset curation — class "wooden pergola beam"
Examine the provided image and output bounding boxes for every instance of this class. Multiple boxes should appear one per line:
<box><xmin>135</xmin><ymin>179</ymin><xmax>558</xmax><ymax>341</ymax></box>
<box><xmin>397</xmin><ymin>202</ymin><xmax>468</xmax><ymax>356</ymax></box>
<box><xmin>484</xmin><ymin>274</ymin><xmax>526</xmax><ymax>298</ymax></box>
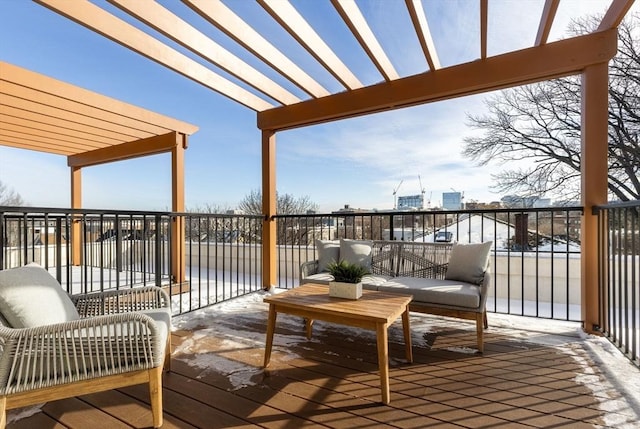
<box><xmin>535</xmin><ymin>0</ymin><xmax>560</xmax><ymax>46</ymax></box>
<box><xmin>258</xmin><ymin>0</ymin><xmax>362</xmax><ymax>90</ymax></box>
<box><xmin>332</xmin><ymin>0</ymin><xmax>399</xmax><ymax>81</ymax></box>
<box><xmin>184</xmin><ymin>0</ymin><xmax>330</xmax><ymax>99</ymax></box>
<box><xmin>35</xmin><ymin>0</ymin><xmax>273</xmax><ymax>112</ymax></box>
<box><xmin>108</xmin><ymin>0</ymin><xmax>300</xmax><ymax>106</ymax></box>
<box><xmin>67</xmin><ymin>132</ymin><xmax>182</xmax><ymax>168</ymax></box>
<box><xmin>258</xmin><ymin>28</ymin><xmax>618</xmax><ymax>131</ymax></box>
<box><xmin>599</xmin><ymin>0</ymin><xmax>636</xmax><ymax>30</ymax></box>
<box><xmin>405</xmin><ymin>0</ymin><xmax>440</xmax><ymax>71</ymax></box>
<box><xmin>480</xmin><ymin>0</ymin><xmax>488</xmax><ymax>59</ymax></box>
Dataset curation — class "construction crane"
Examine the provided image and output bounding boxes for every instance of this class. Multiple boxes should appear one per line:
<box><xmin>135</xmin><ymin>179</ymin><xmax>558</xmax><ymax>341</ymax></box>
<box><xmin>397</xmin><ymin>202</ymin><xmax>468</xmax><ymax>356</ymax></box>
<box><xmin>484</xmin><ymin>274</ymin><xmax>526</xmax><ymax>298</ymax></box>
<box><xmin>418</xmin><ymin>175</ymin><xmax>426</xmax><ymax>209</ymax></box>
<box><xmin>393</xmin><ymin>179</ymin><xmax>403</xmax><ymax>209</ymax></box>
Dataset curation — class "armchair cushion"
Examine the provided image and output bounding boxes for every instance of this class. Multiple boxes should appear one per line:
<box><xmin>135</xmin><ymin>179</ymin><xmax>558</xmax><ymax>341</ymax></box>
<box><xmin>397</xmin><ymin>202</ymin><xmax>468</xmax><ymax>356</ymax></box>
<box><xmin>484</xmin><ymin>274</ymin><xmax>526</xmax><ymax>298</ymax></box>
<box><xmin>316</xmin><ymin>239</ymin><xmax>340</xmax><ymax>272</ymax></box>
<box><xmin>0</xmin><ymin>263</ymin><xmax>79</xmax><ymax>328</ymax></box>
<box><xmin>340</xmin><ymin>239</ymin><xmax>374</xmax><ymax>271</ymax></box>
<box><xmin>445</xmin><ymin>242</ymin><xmax>493</xmax><ymax>285</ymax></box>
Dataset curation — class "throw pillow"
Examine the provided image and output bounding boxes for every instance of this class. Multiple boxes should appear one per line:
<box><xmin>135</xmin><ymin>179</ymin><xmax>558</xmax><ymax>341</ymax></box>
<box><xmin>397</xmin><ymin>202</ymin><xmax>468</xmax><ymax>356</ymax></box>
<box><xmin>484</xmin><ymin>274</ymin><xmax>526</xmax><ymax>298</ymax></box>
<box><xmin>0</xmin><ymin>263</ymin><xmax>80</xmax><ymax>328</ymax></box>
<box><xmin>316</xmin><ymin>239</ymin><xmax>340</xmax><ymax>272</ymax></box>
<box><xmin>340</xmin><ymin>239</ymin><xmax>374</xmax><ymax>271</ymax></box>
<box><xmin>445</xmin><ymin>241</ymin><xmax>493</xmax><ymax>285</ymax></box>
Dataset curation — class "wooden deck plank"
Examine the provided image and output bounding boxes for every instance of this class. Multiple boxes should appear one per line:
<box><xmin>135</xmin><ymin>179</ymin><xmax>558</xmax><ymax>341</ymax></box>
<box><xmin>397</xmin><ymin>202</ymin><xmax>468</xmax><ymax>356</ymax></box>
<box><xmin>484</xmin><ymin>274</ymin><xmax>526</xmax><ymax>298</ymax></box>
<box><xmin>41</xmin><ymin>397</ymin><xmax>131</xmax><ymax>429</ymax></box>
<box><xmin>122</xmin><ymin>382</ymin><xmax>259</xmax><ymax>429</ymax></box>
<box><xmin>7</xmin><ymin>411</ymin><xmax>67</xmax><ymax>429</ymax></box>
<box><xmin>80</xmin><ymin>390</ymin><xmax>194</xmax><ymax>429</ymax></box>
<box><xmin>165</xmin><ymin>364</ymin><xmax>326</xmax><ymax>428</ymax></box>
<box><xmin>6</xmin><ymin>299</ymin><xmax>636</xmax><ymax>429</ymax></box>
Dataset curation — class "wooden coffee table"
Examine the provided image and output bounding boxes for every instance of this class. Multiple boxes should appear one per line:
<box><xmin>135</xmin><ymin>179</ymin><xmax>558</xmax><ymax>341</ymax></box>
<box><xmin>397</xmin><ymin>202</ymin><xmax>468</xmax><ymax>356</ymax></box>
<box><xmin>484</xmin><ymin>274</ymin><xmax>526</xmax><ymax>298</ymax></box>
<box><xmin>263</xmin><ymin>283</ymin><xmax>413</xmax><ymax>404</ymax></box>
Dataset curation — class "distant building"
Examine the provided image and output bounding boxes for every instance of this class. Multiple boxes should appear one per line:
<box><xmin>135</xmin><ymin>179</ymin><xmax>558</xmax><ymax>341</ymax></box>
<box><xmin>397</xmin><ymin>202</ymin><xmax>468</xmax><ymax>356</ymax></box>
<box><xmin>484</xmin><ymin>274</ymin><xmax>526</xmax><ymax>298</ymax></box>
<box><xmin>442</xmin><ymin>192</ymin><xmax>462</xmax><ymax>210</ymax></box>
<box><xmin>501</xmin><ymin>195</ymin><xmax>550</xmax><ymax>208</ymax></box>
<box><xmin>397</xmin><ymin>194</ymin><xmax>424</xmax><ymax>210</ymax></box>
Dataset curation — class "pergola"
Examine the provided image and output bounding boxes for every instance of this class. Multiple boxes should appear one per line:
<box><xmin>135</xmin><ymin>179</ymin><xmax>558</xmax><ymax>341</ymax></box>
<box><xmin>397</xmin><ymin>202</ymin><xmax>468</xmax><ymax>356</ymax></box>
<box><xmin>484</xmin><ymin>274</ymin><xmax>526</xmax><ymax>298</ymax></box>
<box><xmin>0</xmin><ymin>60</ymin><xmax>198</xmax><ymax>279</ymax></box>
<box><xmin>3</xmin><ymin>0</ymin><xmax>637</xmax><ymax>334</ymax></box>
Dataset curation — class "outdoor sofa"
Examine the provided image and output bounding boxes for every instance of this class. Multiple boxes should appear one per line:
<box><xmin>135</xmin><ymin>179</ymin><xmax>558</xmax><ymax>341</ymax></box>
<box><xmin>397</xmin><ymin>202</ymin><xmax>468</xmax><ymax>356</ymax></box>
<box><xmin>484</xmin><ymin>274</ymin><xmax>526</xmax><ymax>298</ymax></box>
<box><xmin>300</xmin><ymin>239</ymin><xmax>493</xmax><ymax>352</ymax></box>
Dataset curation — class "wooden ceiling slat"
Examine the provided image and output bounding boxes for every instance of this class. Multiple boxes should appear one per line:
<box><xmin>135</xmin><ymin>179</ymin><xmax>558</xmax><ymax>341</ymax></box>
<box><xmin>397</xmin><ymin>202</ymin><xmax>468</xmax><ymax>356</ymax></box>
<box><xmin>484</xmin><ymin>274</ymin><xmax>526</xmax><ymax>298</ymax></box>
<box><xmin>258</xmin><ymin>0</ymin><xmax>363</xmax><ymax>90</ymax></box>
<box><xmin>0</xmin><ymin>122</ymin><xmax>107</xmax><ymax>149</ymax></box>
<box><xmin>405</xmin><ymin>0</ymin><xmax>440</xmax><ymax>71</ymax></box>
<box><xmin>480</xmin><ymin>0</ymin><xmax>488</xmax><ymax>59</ymax></box>
<box><xmin>108</xmin><ymin>0</ymin><xmax>300</xmax><ymax>106</ymax></box>
<box><xmin>0</xmin><ymin>117</ymin><xmax>121</xmax><ymax>146</ymax></box>
<box><xmin>1</xmin><ymin>130</ymin><xmax>93</xmax><ymax>152</ymax></box>
<box><xmin>184</xmin><ymin>0</ymin><xmax>330</xmax><ymax>99</ymax></box>
<box><xmin>535</xmin><ymin>0</ymin><xmax>560</xmax><ymax>46</ymax></box>
<box><xmin>331</xmin><ymin>0</ymin><xmax>399</xmax><ymax>81</ymax></box>
<box><xmin>1</xmin><ymin>95</ymin><xmax>153</xmax><ymax>139</ymax></box>
<box><xmin>0</xmin><ymin>106</ymin><xmax>138</xmax><ymax>142</ymax></box>
<box><xmin>1</xmin><ymin>61</ymin><xmax>198</xmax><ymax>135</ymax></box>
<box><xmin>0</xmin><ymin>137</ymin><xmax>72</xmax><ymax>156</ymax></box>
<box><xmin>34</xmin><ymin>0</ymin><xmax>273</xmax><ymax>112</ymax></box>
<box><xmin>258</xmin><ymin>29</ymin><xmax>618</xmax><ymax>131</ymax></box>
<box><xmin>1</xmin><ymin>81</ymin><xmax>171</xmax><ymax>136</ymax></box>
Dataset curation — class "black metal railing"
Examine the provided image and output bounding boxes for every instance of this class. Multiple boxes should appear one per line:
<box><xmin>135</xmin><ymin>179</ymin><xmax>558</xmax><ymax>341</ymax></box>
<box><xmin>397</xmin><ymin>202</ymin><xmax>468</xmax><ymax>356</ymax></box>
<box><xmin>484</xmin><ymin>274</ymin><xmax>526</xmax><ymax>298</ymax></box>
<box><xmin>274</xmin><ymin>207</ymin><xmax>584</xmax><ymax>321</ymax></box>
<box><xmin>595</xmin><ymin>201</ymin><xmax>640</xmax><ymax>367</ymax></box>
<box><xmin>0</xmin><ymin>206</ymin><xmax>263</xmax><ymax>315</ymax></box>
<box><xmin>1</xmin><ymin>205</ymin><xmax>587</xmax><ymax>322</ymax></box>
<box><xmin>178</xmin><ymin>211</ymin><xmax>263</xmax><ymax>314</ymax></box>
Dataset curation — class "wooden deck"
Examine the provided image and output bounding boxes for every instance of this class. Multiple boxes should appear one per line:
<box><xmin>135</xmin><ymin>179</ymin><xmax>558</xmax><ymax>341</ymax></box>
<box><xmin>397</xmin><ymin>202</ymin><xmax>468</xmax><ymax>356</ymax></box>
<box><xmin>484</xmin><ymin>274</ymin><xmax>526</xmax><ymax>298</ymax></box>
<box><xmin>7</xmin><ymin>291</ymin><xmax>639</xmax><ymax>428</ymax></box>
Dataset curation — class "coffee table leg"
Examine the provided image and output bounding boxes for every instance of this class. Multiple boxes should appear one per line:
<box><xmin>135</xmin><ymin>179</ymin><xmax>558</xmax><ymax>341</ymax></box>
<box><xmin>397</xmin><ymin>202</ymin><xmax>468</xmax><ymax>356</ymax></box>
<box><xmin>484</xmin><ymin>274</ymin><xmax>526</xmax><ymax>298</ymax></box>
<box><xmin>264</xmin><ymin>304</ymin><xmax>277</xmax><ymax>367</ymax></box>
<box><xmin>402</xmin><ymin>306</ymin><xmax>413</xmax><ymax>363</ymax></box>
<box><xmin>376</xmin><ymin>322</ymin><xmax>390</xmax><ymax>404</ymax></box>
<box><xmin>305</xmin><ymin>318</ymin><xmax>314</xmax><ymax>339</ymax></box>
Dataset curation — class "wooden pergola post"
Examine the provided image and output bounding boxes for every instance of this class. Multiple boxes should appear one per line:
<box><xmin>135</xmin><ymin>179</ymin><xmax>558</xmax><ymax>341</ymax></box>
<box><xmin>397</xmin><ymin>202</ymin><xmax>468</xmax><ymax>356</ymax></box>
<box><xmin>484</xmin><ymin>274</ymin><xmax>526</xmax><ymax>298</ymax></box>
<box><xmin>171</xmin><ymin>133</ymin><xmax>187</xmax><ymax>286</ymax></box>
<box><xmin>70</xmin><ymin>166</ymin><xmax>82</xmax><ymax>266</ymax></box>
<box><xmin>262</xmin><ymin>130</ymin><xmax>277</xmax><ymax>290</ymax></box>
<box><xmin>580</xmin><ymin>62</ymin><xmax>610</xmax><ymax>334</ymax></box>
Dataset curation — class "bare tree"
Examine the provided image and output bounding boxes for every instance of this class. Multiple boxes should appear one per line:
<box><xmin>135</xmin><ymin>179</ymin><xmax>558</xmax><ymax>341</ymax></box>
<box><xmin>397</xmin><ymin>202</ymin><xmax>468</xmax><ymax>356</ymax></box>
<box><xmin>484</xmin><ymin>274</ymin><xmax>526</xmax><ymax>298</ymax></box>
<box><xmin>238</xmin><ymin>189</ymin><xmax>319</xmax><ymax>215</ymax></box>
<box><xmin>238</xmin><ymin>189</ymin><xmax>319</xmax><ymax>245</ymax></box>
<box><xmin>0</xmin><ymin>180</ymin><xmax>25</xmax><ymax>206</ymax></box>
<box><xmin>463</xmin><ymin>14</ymin><xmax>640</xmax><ymax>202</ymax></box>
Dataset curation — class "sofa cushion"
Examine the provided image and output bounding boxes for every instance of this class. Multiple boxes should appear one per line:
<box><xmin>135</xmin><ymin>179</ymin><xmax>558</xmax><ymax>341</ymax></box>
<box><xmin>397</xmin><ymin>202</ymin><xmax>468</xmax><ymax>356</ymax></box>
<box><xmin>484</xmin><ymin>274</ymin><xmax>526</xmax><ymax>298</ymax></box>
<box><xmin>0</xmin><ymin>263</ymin><xmax>80</xmax><ymax>328</ymax></box>
<box><xmin>445</xmin><ymin>242</ymin><xmax>492</xmax><ymax>285</ymax></box>
<box><xmin>316</xmin><ymin>239</ymin><xmax>340</xmax><ymax>272</ymax></box>
<box><xmin>340</xmin><ymin>239</ymin><xmax>373</xmax><ymax>271</ymax></box>
<box><xmin>301</xmin><ymin>272</ymin><xmax>390</xmax><ymax>289</ymax></box>
<box><xmin>379</xmin><ymin>277</ymin><xmax>481</xmax><ymax>309</ymax></box>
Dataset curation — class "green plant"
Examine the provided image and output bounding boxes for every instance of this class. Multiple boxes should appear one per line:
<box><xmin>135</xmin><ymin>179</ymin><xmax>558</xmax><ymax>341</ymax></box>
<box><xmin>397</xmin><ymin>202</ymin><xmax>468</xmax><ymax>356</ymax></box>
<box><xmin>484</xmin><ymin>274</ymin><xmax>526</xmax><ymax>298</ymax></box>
<box><xmin>326</xmin><ymin>260</ymin><xmax>369</xmax><ymax>283</ymax></box>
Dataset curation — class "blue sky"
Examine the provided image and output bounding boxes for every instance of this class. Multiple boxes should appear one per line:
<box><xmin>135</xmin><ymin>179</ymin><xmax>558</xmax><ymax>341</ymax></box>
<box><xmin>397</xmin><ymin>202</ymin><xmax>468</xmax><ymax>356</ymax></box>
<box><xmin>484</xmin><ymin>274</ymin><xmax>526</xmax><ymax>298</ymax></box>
<box><xmin>0</xmin><ymin>0</ymin><xmax>629</xmax><ymax>212</ymax></box>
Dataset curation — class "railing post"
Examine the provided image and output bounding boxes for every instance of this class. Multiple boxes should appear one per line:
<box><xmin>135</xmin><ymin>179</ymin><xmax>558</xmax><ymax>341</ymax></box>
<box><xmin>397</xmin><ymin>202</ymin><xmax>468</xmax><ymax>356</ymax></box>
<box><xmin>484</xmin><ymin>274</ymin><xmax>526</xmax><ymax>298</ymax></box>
<box><xmin>0</xmin><ymin>212</ymin><xmax>4</xmax><ymax>269</ymax></box>
<box><xmin>581</xmin><ymin>62</ymin><xmax>610</xmax><ymax>334</ymax></box>
<box><xmin>262</xmin><ymin>130</ymin><xmax>277</xmax><ymax>290</ymax></box>
<box><xmin>55</xmin><ymin>217</ymin><xmax>62</xmax><ymax>283</ymax></box>
<box><xmin>71</xmin><ymin>166</ymin><xmax>82</xmax><ymax>266</ymax></box>
<box><xmin>171</xmin><ymin>133</ymin><xmax>187</xmax><ymax>287</ymax></box>
<box><xmin>155</xmin><ymin>215</ymin><xmax>162</xmax><ymax>287</ymax></box>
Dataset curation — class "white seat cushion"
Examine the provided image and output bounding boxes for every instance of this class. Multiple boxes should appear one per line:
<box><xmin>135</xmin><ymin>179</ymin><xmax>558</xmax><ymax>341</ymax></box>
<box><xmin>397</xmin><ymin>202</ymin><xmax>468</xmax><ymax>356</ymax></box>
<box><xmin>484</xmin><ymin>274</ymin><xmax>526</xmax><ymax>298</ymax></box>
<box><xmin>316</xmin><ymin>239</ymin><xmax>340</xmax><ymax>272</ymax></box>
<box><xmin>445</xmin><ymin>242</ymin><xmax>492</xmax><ymax>285</ymax></box>
<box><xmin>0</xmin><ymin>263</ymin><xmax>80</xmax><ymax>328</ymax></box>
<box><xmin>379</xmin><ymin>277</ymin><xmax>481</xmax><ymax>309</ymax></box>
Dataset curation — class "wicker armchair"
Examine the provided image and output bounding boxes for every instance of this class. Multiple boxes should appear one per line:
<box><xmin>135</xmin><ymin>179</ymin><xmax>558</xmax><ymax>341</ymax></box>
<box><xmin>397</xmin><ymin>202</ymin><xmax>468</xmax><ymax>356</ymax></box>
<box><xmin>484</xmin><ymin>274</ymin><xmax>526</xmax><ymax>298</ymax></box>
<box><xmin>0</xmin><ymin>264</ymin><xmax>171</xmax><ymax>428</ymax></box>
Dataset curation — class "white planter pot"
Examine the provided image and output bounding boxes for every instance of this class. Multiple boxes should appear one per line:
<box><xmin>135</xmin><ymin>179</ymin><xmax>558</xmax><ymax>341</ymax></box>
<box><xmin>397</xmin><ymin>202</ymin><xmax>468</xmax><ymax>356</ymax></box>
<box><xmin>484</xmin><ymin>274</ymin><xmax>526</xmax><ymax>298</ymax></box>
<box><xmin>329</xmin><ymin>281</ymin><xmax>362</xmax><ymax>300</ymax></box>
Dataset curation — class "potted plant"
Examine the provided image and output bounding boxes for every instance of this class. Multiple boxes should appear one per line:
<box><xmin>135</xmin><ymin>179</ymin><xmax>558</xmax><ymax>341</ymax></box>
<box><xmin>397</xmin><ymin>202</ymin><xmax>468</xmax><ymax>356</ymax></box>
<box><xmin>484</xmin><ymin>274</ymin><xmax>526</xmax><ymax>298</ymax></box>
<box><xmin>326</xmin><ymin>260</ymin><xmax>369</xmax><ymax>299</ymax></box>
